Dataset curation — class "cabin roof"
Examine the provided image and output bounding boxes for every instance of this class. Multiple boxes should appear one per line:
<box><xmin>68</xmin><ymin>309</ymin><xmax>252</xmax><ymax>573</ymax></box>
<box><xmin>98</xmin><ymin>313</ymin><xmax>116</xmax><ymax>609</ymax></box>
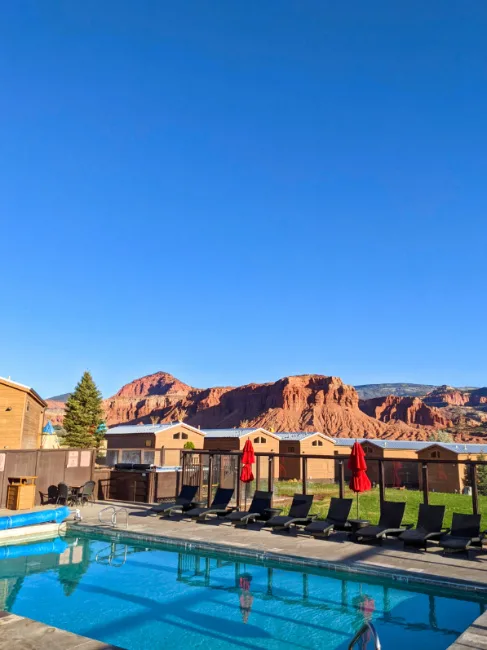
<box><xmin>0</xmin><ymin>376</ymin><xmax>47</xmax><ymax>408</ymax></box>
<box><xmin>275</xmin><ymin>431</ymin><xmax>335</xmax><ymax>442</ymax></box>
<box><xmin>107</xmin><ymin>422</ymin><xmax>202</xmax><ymax>435</ymax></box>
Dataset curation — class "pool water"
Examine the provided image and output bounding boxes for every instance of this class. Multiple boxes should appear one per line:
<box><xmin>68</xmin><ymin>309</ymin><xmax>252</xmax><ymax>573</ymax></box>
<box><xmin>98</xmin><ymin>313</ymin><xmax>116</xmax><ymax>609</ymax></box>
<box><xmin>0</xmin><ymin>533</ymin><xmax>484</xmax><ymax>649</ymax></box>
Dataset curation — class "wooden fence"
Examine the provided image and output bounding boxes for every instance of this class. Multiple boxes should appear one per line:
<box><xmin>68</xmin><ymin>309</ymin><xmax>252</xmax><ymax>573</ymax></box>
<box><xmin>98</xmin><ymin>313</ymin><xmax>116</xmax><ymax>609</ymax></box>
<box><xmin>0</xmin><ymin>448</ymin><xmax>96</xmax><ymax>508</ymax></box>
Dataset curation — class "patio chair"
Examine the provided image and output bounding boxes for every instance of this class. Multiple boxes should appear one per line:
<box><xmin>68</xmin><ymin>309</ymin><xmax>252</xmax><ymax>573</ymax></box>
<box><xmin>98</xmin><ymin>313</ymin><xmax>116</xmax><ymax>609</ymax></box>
<box><xmin>78</xmin><ymin>480</ymin><xmax>96</xmax><ymax>506</ymax></box>
<box><xmin>56</xmin><ymin>482</ymin><xmax>74</xmax><ymax>506</ymax></box>
<box><xmin>152</xmin><ymin>485</ymin><xmax>199</xmax><ymax>517</ymax></box>
<box><xmin>225</xmin><ymin>491</ymin><xmax>273</xmax><ymax>526</ymax></box>
<box><xmin>266</xmin><ymin>494</ymin><xmax>314</xmax><ymax>531</ymax></box>
<box><xmin>438</xmin><ymin>513</ymin><xmax>483</xmax><ymax>554</ymax></box>
<box><xmin>183</xmin><ymin>487</ymin><xmax>235</xmax><ymax>521</ymax></box>
<box><xmin>354</xmin><ymin>501</ymin><xmax>407</xmax><ymax>542</ymax></box>
<box><xmin>399</xmin><ymin>504</ymin><xmax>446</xmax><ymax>550</ymax></box>
<box><xmin>303</xmin><ymin>497</ymin><xmax>353</xmax><ymax>538</ymax></box>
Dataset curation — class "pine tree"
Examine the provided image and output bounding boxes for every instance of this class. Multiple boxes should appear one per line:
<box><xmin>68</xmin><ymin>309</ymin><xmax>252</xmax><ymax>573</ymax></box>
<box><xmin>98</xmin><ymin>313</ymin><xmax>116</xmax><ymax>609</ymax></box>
<box><xmin>63</xmin><ymin>372</ymin><xmax>103</xmax><ymax>448</ymax></box>
<box><xmin>477</xmin><ymin>454</ymin><xmax>487</xmax><ymax>496</ymax></box>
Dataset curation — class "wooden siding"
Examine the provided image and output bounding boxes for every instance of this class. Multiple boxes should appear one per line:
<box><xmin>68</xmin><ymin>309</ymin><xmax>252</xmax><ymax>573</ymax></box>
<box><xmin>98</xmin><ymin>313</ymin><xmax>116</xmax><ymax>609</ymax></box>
<box><xmin>0</xmin><ymin>384</ymin><xmax>26</xmax><ymax>448</ymax></box>
<box><xmin>156</xmin><ymin>424</ymin><xmax>205</xmax><ymax>467</ymax></box>
<box><xmin>21</xmin><ymin>394</ymin><xmax>44</xmax><ymax>449</ymax></box>
<box><xmin>106</xmin><ymin>433</ymin><xmax>156</xmax><ymax>449</ymax></box>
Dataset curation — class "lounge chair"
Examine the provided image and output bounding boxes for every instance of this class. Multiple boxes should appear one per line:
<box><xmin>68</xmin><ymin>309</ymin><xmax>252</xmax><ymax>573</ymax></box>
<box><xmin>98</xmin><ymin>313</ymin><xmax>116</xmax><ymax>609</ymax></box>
<box><xmin>399</xmin><ymin>504</ymin><xmax>445</xmax><ymax>550</ymax></box>
<box><xmin>151</xmin><ymin>485</ymin><xmax>199</xmax><ymax>517</ymax></box>
<box><xmin>225</xmin><ymin>491</ymin><xmax>273</xmax><ymax>526</ymax></box>
<box><xmin>304</xmin><ymin>497</ymin><xmax>353</xmax><ymax>538</ymax></box>
<box><xmin>266</xmin><ymin>494</ymin><xmax>314</xmax><ymax>531</ymax></box>
<box><xmin>439</xmin><ymin>513</ymin><xmax>483</xmax><ymax>554</ymax></box>
<box><xmin>184</xmin><ymin>487</ymin><xmax>235</xmax><ymax>521</ymax></box>
<box><xmin>354</xmin><ymin>501</ymin><xmax>407</xmax><ymax>542</ymax></box>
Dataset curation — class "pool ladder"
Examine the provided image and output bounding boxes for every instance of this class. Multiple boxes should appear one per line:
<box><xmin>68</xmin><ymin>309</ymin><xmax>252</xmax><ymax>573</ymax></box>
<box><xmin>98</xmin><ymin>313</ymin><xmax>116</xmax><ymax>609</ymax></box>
<box><xmin>348</xmin><ymin>622</ymin><xmax>381</xmax><ymax>650</ymax></box>
<box><xmin>98</xmin><ymin>505</ymin><xmax>129</xmax><ymax>529</ymax></box>
<box><xmin>95</xmin><ymin>543</ymin><xmax>129</xmax><ymax>567</ymax></box>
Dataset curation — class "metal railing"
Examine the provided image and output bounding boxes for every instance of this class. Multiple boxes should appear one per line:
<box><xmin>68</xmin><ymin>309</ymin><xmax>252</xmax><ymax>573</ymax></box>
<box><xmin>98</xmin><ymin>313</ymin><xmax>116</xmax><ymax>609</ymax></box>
<box><xmin>348</xmin><ymin>622</ymin><xmax>381</xmax><ymax>649</ymax></box>
<box><xmin>181</xmin><ymin>448</ymin><xmax>487</xmax><ymax>514</ymax></box>
<box><xmin>98</xmin><ymin>505</ymin><xmax>129</xmax><ymax>529</ymax></box>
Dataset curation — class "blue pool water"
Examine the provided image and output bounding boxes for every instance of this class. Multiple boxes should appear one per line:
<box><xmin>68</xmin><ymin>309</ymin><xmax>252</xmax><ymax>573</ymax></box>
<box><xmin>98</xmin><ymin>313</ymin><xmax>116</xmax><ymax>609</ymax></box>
<box><xmin>0</xmin><ymin>533</ymin><xmax>484</xmax><ymax>649</ymax></box>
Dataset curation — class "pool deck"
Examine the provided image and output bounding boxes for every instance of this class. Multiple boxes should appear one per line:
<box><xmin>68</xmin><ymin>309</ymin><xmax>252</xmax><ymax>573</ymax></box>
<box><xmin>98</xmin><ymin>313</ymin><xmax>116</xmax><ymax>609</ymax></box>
<box><xmin>3</xmin><ymin>501</ymin><xmax>487</xmax><ymax>649</ymax></box>
<box><xmin>0</xmin><ymin>611</ymin><xmax>122</xmax><ymax>650</ymax></box>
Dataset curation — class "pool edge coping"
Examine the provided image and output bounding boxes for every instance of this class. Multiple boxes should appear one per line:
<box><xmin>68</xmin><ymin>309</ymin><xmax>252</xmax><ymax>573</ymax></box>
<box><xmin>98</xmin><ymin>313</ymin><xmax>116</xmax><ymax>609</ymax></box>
<box><xmin>67</xmin><ymin>521</ymin><xmax>487</xmax><ymax>596</ymax></box>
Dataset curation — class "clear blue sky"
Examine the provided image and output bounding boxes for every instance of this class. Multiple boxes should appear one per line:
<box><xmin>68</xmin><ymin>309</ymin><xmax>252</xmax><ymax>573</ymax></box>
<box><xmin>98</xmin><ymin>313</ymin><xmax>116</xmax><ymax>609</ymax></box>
<box><xmin>1</xmin><ymin>1</ymin><xmax>486</xmax><ymax>399</ymax></box>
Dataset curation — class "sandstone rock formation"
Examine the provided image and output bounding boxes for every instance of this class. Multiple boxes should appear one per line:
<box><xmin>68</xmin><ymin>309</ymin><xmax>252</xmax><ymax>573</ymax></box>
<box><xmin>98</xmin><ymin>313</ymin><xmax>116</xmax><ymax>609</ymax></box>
<box><xmin>45</xmin><ymin>371</ymin><xmax>487</xmax><ymax>442</ymax></box>
<box><xmin>101</xmin><ymin>372</ymin><xmax>438</xmax><ymax>440</ymax></box>
<box><xmin>359</xmin><ymin>395</ymin><xmax>452</xmax><ymax>429</ymax></box>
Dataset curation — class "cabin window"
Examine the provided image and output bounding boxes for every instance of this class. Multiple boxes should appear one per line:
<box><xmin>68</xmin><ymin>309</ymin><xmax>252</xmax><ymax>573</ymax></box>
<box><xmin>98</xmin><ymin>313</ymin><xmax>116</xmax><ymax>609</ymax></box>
<box><xmin>106</xmin><ymin>450</ymin><xmax>118</xmax><ymax>466</ymax></box>
<box><xmin>181</xmin><ymin>433</ymin><xmax>188</xmax><ymax>440</ymax></box>
<box><xmin>312</xmin><ymin>440</ymin><xmax>323</xmax><ymax>447</ymax></box>
<box><xmin>143</xmin><ymin>450</ymin><xmax>155</xmax><ymax>465</ymax></box>
<box><xmin>253</xmin><ymin>436</ymin><xmax>267</xmax><ymax>444</ymax></box>
<box><xmin>173</xmin><ymin>433</ymin><xmax>180</xmax><ymax>440</ymax></box>
<box><xmin>121</xmin><ymin>450</ymin><xmax>141</xmax><ymax>464</ymax></box>
<box><xmin>288</xmin><ymin>446</ymin><xmax>295</xmax><ymax>453</ymax></box>
<box><xmin>145</xmin><ymin>439</ymin><xmax>152</xmax><ymax>447</ymax></box>
<box><xmin>363</xmin><ymin>445</ymin><xmax>373</xmax><ymax>454</ymax></box>
<box><xmin>431</xmin><ymin>451</ymin><xmax>440</xmax><ymax>459</ymax></box>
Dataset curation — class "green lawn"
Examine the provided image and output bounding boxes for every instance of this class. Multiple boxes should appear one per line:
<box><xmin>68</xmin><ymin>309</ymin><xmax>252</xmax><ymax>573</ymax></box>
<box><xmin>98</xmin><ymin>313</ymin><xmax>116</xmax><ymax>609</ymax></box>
<box><xmin>273</xmin><ymin>481</ymin><xmax>486</xmax><ymax>529</ymax></box>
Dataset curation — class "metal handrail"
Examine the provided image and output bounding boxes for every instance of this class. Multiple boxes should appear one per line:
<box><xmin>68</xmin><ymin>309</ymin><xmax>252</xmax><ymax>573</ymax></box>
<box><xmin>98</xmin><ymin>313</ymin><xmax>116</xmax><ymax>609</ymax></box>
<box><xmin>98</xmin><ymin>505</ymin><xmax>129</xmax><ymax>529</ymax></box>
<box><xmin>95</xmin><ymin>543</ymin><xmax>129</xmax><ymax>567</ymax></box>
<box><xmin>348</xmin><ymin>623</ymin><xmax>381</xmax><ymax>650</ymax></box>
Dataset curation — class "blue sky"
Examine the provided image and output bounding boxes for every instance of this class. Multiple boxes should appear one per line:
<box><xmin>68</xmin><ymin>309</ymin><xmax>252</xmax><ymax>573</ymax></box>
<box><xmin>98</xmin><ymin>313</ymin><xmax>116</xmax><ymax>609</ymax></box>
<box><xmin>1</xmin><ymin>1</ymin><xmax>486</xmax><ymax>398</ymax></box>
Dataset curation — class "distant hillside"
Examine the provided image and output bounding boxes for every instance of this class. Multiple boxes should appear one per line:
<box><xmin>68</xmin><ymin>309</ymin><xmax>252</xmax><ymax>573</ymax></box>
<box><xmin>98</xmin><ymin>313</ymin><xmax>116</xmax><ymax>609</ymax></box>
<box><xmin>354</xmin><ymin>383</ymin><xmax>437</xmax><ymax>400</ymax></box>
<box><xmin>47</xmin><ymin>393</ymin><xmax>71</xmax><ymax>402</ymax></box>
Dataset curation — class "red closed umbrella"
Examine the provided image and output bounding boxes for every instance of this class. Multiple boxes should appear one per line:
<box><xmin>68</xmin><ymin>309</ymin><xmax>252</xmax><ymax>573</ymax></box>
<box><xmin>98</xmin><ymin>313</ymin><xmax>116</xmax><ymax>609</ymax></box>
<box><xmin>348</xmin><ymin>442</ymin><xmax>371</xmax><ymax>517</ymax></box>
<box><xmin>242</xmin><ymin>439</ymin><xmax>255</xmax><ymax>465</ymax></box>
<box><xmin>240</xmin><ymin>440</ymin><xmax>255</xmax><ymax>508</ymax></box>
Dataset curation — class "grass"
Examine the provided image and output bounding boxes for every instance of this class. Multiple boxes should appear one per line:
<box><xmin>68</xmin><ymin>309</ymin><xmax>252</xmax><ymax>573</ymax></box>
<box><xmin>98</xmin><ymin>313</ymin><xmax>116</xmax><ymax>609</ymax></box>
<box><xmin>273</xmin><ymin>481</ymin><xmax>487</xmax><ymax>529</ymax></box>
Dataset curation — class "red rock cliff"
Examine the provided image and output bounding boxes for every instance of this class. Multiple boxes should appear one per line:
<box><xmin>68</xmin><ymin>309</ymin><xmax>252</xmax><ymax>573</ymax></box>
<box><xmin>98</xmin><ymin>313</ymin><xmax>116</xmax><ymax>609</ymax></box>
<box><xmin>102</xmin><ymin>372</ymin><xmax>436</xmax><ymax>440</ymax></box>
<box><xmin>359</xmin><ymin>395</ymin><xmax>452</xmax><ymax>428</ymax></box>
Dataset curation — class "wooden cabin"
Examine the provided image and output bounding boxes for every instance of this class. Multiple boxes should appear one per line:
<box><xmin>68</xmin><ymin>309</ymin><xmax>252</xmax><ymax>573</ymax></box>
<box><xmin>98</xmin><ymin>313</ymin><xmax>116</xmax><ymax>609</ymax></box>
<box><xmin>417</xmin><ymin>443</ymin><xmax>487</xmax><ymax>494</ymax></box>
<box><xmin>202</xmin><ymin>428</ymin><xmax>281</xmax><ymax>478</ymax></box>
<box><xmin>106</xmin><ymin>422</ymin><xmax>205</xmax><ymax>467</ymax></box>
<box><xmin>333</xmin><ymin>439</ymin><xmax>423</xmax><ymax>488</ymax></box>
<box><xmin>276</xmin><ymin>432</ymin><xmax>335</xmax><ymax>481</ymax></box>
<box><xmin>0</xmin><ymin>377</ymin><xmax>47</xmax><ymax>449</ymax></box>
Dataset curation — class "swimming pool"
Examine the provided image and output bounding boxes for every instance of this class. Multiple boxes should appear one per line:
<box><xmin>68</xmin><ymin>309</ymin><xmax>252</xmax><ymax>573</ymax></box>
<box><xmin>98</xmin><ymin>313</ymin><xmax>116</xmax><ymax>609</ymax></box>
<box><xmin>0</xmin><ymin>532</ymin><xmax>484</xmax><ymax>649</ymax></box>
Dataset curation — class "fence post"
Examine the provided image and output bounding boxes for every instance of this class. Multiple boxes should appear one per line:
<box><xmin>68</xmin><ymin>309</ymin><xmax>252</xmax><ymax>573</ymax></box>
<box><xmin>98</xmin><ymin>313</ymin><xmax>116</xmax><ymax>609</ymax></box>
<box><xmin>236</xmin><ymin>454</ymin><xmax>242</xmax><ymax>510</ymax></box>
<box><xmin>198</xmin><ymin>455</ymin><xmax>204</xmax><ymax>499</ymax></box>
<box><xmin>378</xmin><ymin>460</ymin><xmax>385</xmax><ymax>505</ymax></box>
<box><xmin>207</xmin><ymin>454</ymin><xmax>213</xmax><ymax>507</ymax></box>
<box><xmin>422</xmin><ymin>463</ymin><xmax>429</xmax><ymax>504</ymax></box>
<box><xmin>470</xmin><ymin>463</ymin><xmax>479</xmax><ymax>514</ymax></box>
<box><xmin>302</xmin><ymin>457</ymin><xmax>308</xmax><ymax>495</ymax></box>
<box><xmin>268</xmin><ymin>456</ymin><xmax>274</xmax><ymax>493</ymax></box>
<box><xmin>181</xmin><ymin>452</ymin><xmax>186</xmax><ymax>485</ymax></box>
<box><xmin>338</xmin><ymin>460</ymin><xmax>345</xmax><ymax>499</ymax></box>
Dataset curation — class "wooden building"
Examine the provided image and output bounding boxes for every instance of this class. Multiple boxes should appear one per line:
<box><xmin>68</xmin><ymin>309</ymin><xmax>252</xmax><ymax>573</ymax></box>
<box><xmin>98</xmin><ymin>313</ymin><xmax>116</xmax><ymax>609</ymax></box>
<box><xmin>334</xmin><ymin>439</ymin><xmax>424</xmax><ymax>488</ymax></box>
<box><xmin>202</xmin><ymin>428</ymin><xmax>281</xmax><ymax>478</ymax></box>
<box><xmin>106</xmin><ymin>422</ymin><xmax>205</xmax><ymax>467</ymax></box>
<box><xmin>276</xmin><ymin>432</ymin><xmax>335</xmax><ymax>481</ymax></box>
<box><xmin>417</xmin><ymin>442</ymin><xmax>487</xmax><ymax>493</ymax></box>
<box><xmin>0</xmin><ymin>377</ymin><xmax>47</xmax><ymax>449</ymax></box>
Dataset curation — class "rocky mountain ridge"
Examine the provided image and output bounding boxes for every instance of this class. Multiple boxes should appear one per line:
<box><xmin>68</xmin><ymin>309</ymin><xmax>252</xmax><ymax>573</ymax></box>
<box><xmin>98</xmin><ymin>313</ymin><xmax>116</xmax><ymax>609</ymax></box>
<box><xmin>45</xmin><ymin>372</ymin><xmax>487</xmax><ymax>441</ymax></box>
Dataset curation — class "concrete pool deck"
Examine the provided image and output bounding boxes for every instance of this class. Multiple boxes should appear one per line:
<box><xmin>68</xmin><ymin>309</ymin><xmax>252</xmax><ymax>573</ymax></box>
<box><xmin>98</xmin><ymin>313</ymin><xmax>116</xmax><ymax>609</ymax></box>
<box><xmin>3</xmin><ymin>500</ymin><xmax>487</xmax><ymax>649</ymax></box>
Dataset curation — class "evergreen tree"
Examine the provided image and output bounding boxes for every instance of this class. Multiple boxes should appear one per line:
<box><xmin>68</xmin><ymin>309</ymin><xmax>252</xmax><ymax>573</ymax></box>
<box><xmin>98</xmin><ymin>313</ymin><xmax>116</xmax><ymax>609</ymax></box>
<box><xmin>477</xmin><ymin>454</ymin><xmax>487</xmax><ymax>496</ymax></box>
<box><xmin>63</xmin><ymin>372</ymin><xmax>103</xmax><ymax>448</ymax></box>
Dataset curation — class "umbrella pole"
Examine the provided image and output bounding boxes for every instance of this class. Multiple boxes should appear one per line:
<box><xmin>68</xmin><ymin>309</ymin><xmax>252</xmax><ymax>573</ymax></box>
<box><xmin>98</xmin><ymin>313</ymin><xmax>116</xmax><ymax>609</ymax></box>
<box><xmin>356</xmin><ymin>492</ymin><xmax>359</xmax><ymax>518</ymax></box>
